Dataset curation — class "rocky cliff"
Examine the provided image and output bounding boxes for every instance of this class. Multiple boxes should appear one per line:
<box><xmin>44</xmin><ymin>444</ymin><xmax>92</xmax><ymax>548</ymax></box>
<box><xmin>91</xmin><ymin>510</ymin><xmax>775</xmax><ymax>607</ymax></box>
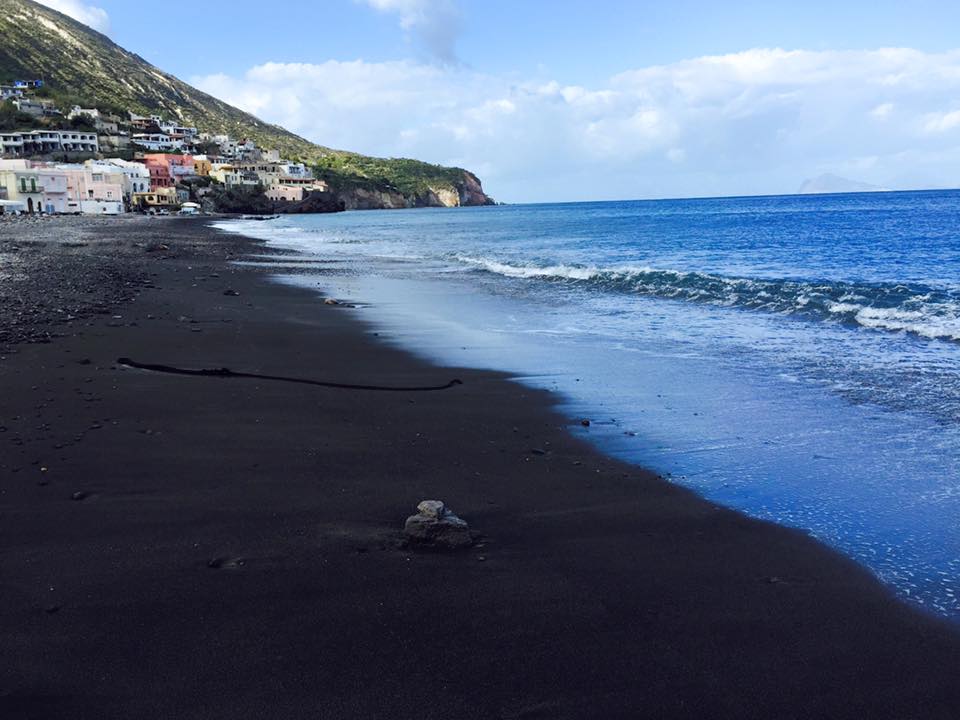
<box><xmin>337</xmin><ymin>172</ymin><xmax>495</xmax><ymax>210</ymax></box>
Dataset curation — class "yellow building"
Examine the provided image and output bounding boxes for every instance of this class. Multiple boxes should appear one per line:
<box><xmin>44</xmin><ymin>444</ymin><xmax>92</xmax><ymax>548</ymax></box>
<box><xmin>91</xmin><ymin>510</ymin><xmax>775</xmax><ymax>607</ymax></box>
<box><xmin>209</xmin><ymin>162</ymin><xmax>234</xmax><ymax>184</ymax></box>
<box><xmin>193</xmin><ymin>158</ymin><xmax>212</xmax><ymax>176</ymax></box>
<box><xmin>132</xmin><ymin>187</ymin><xmax>179</xmax><ymax>210</ymax></box>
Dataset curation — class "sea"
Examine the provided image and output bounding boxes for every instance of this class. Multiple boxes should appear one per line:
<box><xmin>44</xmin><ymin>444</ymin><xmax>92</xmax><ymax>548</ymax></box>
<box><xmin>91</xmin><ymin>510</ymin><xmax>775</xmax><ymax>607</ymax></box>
<box><xmin>216</xmin><ymin>190</ymin><xmax>960</xmax><ymax>618</ymax></box>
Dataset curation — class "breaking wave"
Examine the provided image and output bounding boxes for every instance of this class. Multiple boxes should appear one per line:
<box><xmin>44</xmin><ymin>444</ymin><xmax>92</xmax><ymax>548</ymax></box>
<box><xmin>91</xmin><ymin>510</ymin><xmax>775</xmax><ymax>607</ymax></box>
<box><xmin>454</xmin><ymin>255</ymin><xmax>960</xmax><ymax>342</ymax></box>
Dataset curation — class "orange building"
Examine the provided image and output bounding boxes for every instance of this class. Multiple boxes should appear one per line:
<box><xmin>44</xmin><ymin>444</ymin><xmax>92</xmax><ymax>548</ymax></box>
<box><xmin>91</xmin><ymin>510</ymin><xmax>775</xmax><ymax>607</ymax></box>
<box><xmin>143</xmin><ymin>153</ymin><xmax>197</xmax><ymax>189</ymax></box>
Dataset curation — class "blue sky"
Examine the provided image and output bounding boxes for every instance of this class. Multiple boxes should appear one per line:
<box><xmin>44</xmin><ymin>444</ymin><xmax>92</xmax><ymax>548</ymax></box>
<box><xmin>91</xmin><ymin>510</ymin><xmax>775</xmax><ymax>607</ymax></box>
<box><xmin>35</xmin><ymin>0</ymin><xmax>960</xmax><ymax>201</ymax></box>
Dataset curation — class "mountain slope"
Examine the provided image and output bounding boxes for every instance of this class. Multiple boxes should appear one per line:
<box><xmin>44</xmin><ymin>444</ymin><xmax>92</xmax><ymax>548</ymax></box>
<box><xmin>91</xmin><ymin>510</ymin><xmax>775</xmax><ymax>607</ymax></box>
<box><xmin>0</xmin><ymin>0</ymin><xmax>494</xmax><ymax>207</ymax></box>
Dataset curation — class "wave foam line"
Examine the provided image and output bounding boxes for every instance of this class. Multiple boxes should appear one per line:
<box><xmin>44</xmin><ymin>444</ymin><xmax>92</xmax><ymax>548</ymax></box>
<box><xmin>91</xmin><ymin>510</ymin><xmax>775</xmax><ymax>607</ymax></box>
<box><xmin>454</xmin><ymin>255</ymin><xmax>960</xmax><ymax>342</ymax></box>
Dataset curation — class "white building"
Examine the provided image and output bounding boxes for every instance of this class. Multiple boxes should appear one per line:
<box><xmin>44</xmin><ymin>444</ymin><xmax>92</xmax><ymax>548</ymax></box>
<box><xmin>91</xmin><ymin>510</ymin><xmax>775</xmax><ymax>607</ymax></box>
<box><xmin>278</xmin><ymin>162</ymin><xmax>312</xmax><ymax>179</ymax></box>
<box><xmin>68</xmin><ymin>105</ymin><xmax>101</xmax><ymax>121</ymax></box>
<box><xmin>131</xmin><ymin>133</ymin><xmax>183</xmax><ymax>152</ymax></box>
<box><xmin>213</xmin><ymin>138</ymin><xmax>257</xmax><ymax>160</ymax></box>
<box><xmin>159</xmin><ymin>121</ymin><xmax>198</xmax><ymax>139</ymax></box>
<box><xmin>0</xmin><ymin>130</ymin><xmax>98</xmax><ymax>156</ymax></box>
<box><xmin>58</xmin><ymin>131</ymin><xmax>99</xmax><ymax>153</ymax></box>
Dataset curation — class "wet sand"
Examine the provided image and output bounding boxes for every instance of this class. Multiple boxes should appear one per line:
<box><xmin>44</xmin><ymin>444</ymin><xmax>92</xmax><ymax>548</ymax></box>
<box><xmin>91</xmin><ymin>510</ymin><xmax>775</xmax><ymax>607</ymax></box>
<box><xmin>1</xmin><ymin>216</ymin><xmax>960</xmax><ymax>719</ymax></box>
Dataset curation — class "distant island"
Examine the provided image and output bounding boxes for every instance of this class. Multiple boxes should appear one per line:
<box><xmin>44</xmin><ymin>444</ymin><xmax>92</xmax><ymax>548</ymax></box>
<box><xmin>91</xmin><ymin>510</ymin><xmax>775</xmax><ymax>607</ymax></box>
<box><xmin>798</xmin><ymin>173</ymin><xmax>890</xmax><ymax>195</ymax></box>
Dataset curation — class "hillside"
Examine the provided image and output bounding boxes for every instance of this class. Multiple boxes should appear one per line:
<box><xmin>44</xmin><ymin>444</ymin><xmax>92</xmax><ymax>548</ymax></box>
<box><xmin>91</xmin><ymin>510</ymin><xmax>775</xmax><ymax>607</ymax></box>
<box><xmin>0</xmin><ymin>0</ymin><xmax>494</xmax><ymax>208</ymax></box>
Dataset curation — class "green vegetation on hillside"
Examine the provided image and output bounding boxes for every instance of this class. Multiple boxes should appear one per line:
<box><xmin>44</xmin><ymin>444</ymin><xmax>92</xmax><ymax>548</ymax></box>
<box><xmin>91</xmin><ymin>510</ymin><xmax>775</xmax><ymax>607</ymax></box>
<box><xmin>313</xmin><ymin>154</ymin><xmax>471</xmax><ymax>196</ymax></box>
<box><xmin>0</xmin><ymin>98</ymin><xmax>41</xmax><ymax>131</ymax></box>
<box><xmin>0</xmin><ymin>0</ymin><xmax>492</xmax><ymax>205</ymax></box>
<box><xmin>0</xmin><ymin>97</ymin><xmax>95</xmax><ymax>132</ymax></box>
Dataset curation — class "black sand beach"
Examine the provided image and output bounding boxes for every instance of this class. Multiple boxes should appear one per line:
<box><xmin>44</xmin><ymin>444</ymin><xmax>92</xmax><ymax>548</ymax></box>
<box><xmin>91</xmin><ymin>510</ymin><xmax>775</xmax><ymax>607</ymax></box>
<box><xmin>2</xmin><ymin>217</ymin><xmax>960</xmax><ymax>719</ymax></box>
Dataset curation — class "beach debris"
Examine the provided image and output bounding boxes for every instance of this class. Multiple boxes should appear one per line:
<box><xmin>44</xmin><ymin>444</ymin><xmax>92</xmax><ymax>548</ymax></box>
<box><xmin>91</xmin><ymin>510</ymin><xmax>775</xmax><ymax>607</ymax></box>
<box><xmin>223</xmin><ymin>289</ymin><xmax>240</xmax><ymax>296</ymax></box>
<box><xmin>403</xmin><ymin>500</ymin><xmax>472</xmax><ymax>548</ymax></box>
<box><xmin>580</xmin><ymin>419</ymin><xmax>591</xmax><ymax>427</ymax></box>
<box><xmin>323</xmin><ymin>298</ymin><xmax>341</xmax><ymax>306</ymax></box>
<box><xmin>117</xmin><ymin>357</ymin><xmax>463</xmax><ymax>392</ymax></box>
<box><xmin>207</xmin><ymin>556</ymin><xmax>246</xmax><ymax>569</ymax></box>
<box><xmin>70</xmin><ymin>491</ymin><xmax>89</xmax><ymax>501</ymax></box>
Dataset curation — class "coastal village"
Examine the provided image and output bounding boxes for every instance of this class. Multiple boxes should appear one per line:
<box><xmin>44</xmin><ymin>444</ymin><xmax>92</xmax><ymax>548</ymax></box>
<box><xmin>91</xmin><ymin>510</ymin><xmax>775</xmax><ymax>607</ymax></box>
<box><xmin>0</xmin><ymin>79</ymin><xmax>325</xmax><ymax>216</ymax></box>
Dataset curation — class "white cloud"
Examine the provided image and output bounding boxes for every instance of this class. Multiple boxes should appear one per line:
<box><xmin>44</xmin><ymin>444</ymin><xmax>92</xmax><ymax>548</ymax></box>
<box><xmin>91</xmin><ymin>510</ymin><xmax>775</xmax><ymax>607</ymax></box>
<box><xmin>193</xmin><ymin>48</ymin><xmax>960</xmax><ymax>202</ymax></box>
<box><xmin>923</xmin><ymin>109</ymin><xmax>960</xmax><ymax>133</ymax></box>
<box><xmin>359</xmin><ymin>0</ymin><xmax>462</xmax><ymax>64</ymax></box>
<box><xmin>33</xmin><ymin>0</ymin><xmax>110</xmax><ymax>34</ymax></box>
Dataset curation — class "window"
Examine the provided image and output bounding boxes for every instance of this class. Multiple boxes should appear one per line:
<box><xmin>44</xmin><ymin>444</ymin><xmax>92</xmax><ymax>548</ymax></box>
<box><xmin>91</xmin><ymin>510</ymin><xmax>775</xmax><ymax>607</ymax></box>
<box><xmin>20</xmin><ymin>178</ymin><xmax>26</xmax><ymax>192</ymax></box>
<box><xmin>30</xmin><ymin>178</ymin><xmax>36</xmax><ymax>192</ymax></box>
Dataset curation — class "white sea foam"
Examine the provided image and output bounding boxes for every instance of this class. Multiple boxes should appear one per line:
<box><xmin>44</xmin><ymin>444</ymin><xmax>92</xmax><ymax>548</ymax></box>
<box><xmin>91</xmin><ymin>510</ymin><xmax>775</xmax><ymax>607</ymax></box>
<box><xmin>453</xmin><ymin>254</ymin><xmax>960</xmax><ymax>342</ymax></box>
<box><xmin>827</xmin><ymin>302</ymin><xmax>861</xmax><ymax>314</ymax></box>
<box><xmin>454</xmin><ymin>255</ymin><xmax>604</xmax><ymax>280</ymax></box>
<box><xmin>854</xmin><ymin>306</ymin><xmax>960</xmax><ymax>340</ymax></box>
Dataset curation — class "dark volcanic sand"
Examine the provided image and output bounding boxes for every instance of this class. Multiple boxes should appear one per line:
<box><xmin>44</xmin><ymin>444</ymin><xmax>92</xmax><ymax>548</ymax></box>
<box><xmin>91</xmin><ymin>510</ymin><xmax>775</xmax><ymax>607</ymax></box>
<box><xmin>1</xmin><ymin>217</ymin><xmax>959</xmax><ymax>719</ymax></box>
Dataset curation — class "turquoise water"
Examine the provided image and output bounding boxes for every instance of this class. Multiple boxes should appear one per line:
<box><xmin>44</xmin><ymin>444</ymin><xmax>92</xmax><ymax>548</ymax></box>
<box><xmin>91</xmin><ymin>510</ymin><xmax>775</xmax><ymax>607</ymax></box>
<box><xmin>217</xmin><ymin>191</ymin><xmax>960</xmax><ymax>617</ymax></box>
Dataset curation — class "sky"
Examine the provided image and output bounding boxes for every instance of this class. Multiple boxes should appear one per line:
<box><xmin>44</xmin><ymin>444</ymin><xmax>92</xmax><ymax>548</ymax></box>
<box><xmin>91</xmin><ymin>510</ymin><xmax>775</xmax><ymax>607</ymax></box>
<box><xmin>34</xmin><ymin>0</ymin><xmax>960</xmax><ymax>202</ymax></box>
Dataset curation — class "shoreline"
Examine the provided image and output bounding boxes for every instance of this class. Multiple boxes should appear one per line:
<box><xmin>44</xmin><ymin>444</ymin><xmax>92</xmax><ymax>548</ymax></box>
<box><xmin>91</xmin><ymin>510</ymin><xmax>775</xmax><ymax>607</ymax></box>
<box><xmin>2</xmin><ymin>216</ymin><xmax>960</xmax><ymax>718</ymax></box>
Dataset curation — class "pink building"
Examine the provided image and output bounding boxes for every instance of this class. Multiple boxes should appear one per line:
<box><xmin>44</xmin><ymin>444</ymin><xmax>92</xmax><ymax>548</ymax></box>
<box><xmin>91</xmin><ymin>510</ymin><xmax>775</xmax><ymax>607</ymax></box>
<box><xmin>265</xmin><ymin>185</ymin><xmax>305</xmax><ymax>203</ymax></box>
<box><xmin>58</xmin><ymin>165</ymin><xmax>125</xmax><ymax>214</ymax></box>
<box><xmin>35</xmin><ymin>168</ymin><xmax>70</xmax><ymax>214</ymax></box>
